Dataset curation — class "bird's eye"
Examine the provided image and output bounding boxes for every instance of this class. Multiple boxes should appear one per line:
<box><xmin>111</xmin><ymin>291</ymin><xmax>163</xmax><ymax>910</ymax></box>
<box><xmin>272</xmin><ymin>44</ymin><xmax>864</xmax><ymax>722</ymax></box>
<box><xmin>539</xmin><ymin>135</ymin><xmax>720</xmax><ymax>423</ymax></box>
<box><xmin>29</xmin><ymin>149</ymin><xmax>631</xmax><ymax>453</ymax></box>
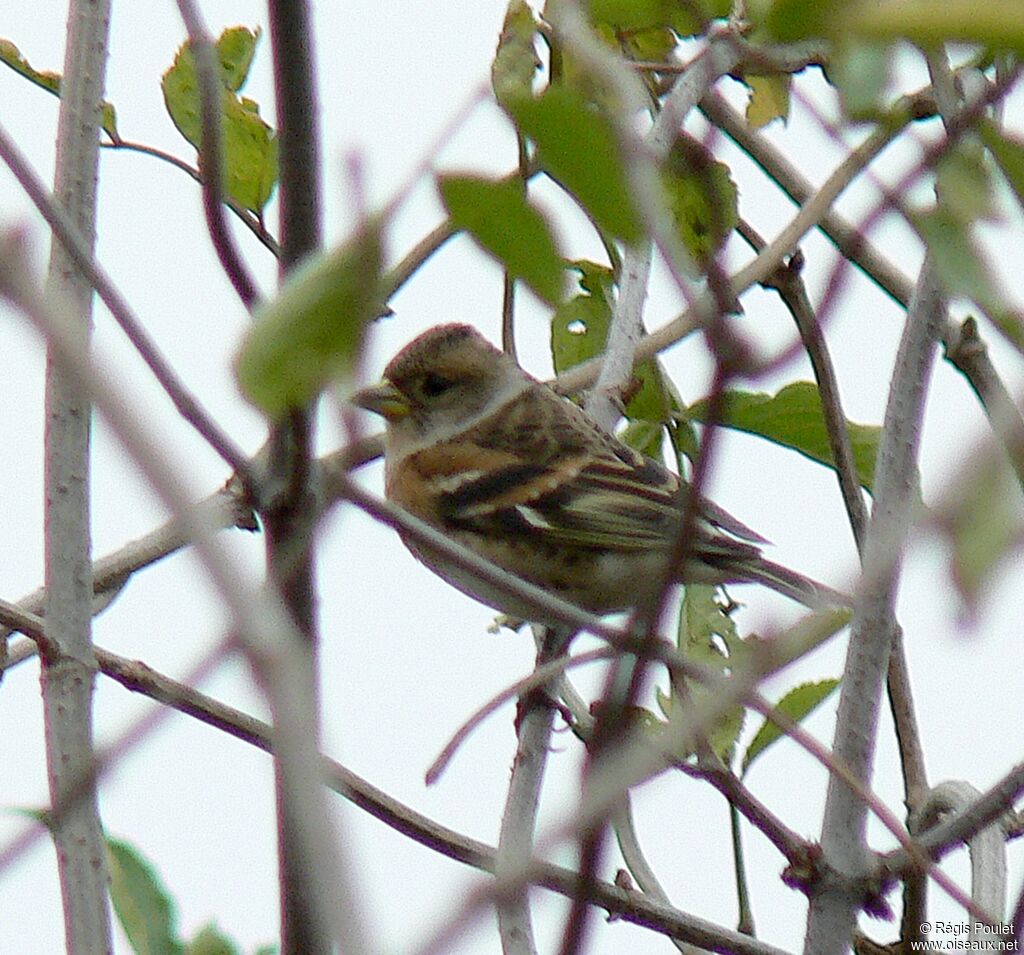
<box><xmin>420</xmin><ymin>372</ymin><xmax>453</xmax><ymax>398</ymax></box>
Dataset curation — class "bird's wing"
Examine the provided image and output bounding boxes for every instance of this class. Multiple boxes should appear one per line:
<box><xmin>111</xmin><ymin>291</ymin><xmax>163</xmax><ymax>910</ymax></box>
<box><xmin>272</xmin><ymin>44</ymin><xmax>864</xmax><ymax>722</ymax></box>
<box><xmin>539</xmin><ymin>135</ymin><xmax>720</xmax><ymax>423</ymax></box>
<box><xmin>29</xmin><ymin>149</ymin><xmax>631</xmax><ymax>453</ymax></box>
<box><xmin>423</xmin><ymin>386</ymin><xmax>767</xmax><ymax>556</ymax></box>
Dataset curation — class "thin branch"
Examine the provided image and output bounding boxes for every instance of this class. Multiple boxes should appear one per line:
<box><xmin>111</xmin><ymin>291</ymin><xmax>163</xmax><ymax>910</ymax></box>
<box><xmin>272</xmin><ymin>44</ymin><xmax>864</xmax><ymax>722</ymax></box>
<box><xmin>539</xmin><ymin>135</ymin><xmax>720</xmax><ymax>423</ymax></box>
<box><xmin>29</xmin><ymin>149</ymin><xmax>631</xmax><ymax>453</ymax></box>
<box><xmin>1</xmin><ymin>482</ymin><xmax>255</xmax><ymax>659</ymax></box>
<box><xmin>677</xmin><ymin>759</ymin><xmax>811</xmax><ymax>866</ymax></box>
<box><xmin>102</xmin><ymin>139</ymin><xmax>281</xmax><ymax>255</ymax></box>
<box><xmin>262</xmin><ymin>2</ymin><xmax>351</xmax><ymax>954</ymax></box>
<box><xmin>496</xmin><ymin>628</ymin><xmax>569</xmax><ymax>954</ymax></box>
<box><xmin>0</xmin><ymin>119</ymin><xmax>255</xmax><ymax>481</ymax></box>
<box><xmin>944</xmin><ymin>316</ymin><xmax>1024</xmax><ymax>492</ymax></box>
<box><xmin>500</xmin><ymin>132</ymin><xmax>530</xmax><ymax>362</ymax></box>
<box><xmin>553</xmin><ymin>108</ymin><xmax>902</xmax><ymax>398</ymax></box>
<box><xmin>426</xmin><ymin>646</ymin><xmax>612</xmax><ymax>786</ymax></box>
<box><xmin>0</xmin><ymin>619</ymin><xmax>797</xmax><ymax>955</ymax></box>
<box><xmin>338</xmin><ymin>476</ymin><xmax>626</xmax><ymax>638</ymax></box>
<box><xmin>912</xmin><ymin>781</ymin><xmax>1007</xmax><ymax>932</ymax></box>
<box><xmin>611</xmin><ymin>802</ymin><xmax>699</xmax><ymax>955</ymax></box>
<box><xmin>173</xmin><ymin>0</ymin><xmax>261</xmax><ymax>308</ymax></box>
<box><xmin>699</xmin><ymin>88</ymin><xmax>916</xmax><ymax>309</ymax></box>
<box><xmin>887</xmin><ymin>763</ymin><xmax>1024</xmax><ymax>873</ymax></box>
<box><xmin>754</xmin><ymin>238</ymin><xmax>930</xmax><ymax>874</ymax></box>
<box><xmin>0</xmin><ymin>224</ymin><xmax>355</xmax><ymax>954</ymax></box>
<box><xmin>805</xmin><ymin>258</ymin><xmax>946</xmax><ymax>955</ymax></box>
<box><xmin>41</xmin><ymin>1</ymin><xmax>114</xmax><ymax>948</ymax></box>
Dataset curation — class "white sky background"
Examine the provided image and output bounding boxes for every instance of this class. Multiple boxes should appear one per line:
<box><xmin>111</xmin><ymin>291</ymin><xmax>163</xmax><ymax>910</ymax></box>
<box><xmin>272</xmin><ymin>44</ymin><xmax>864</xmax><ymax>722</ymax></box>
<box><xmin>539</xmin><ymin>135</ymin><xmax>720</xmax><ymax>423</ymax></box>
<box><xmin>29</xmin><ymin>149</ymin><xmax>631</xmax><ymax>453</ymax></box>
<box><xmin>1</xmin><ymin>2</ymin><xmax>1022</xmax><ymax>954</ymax></box>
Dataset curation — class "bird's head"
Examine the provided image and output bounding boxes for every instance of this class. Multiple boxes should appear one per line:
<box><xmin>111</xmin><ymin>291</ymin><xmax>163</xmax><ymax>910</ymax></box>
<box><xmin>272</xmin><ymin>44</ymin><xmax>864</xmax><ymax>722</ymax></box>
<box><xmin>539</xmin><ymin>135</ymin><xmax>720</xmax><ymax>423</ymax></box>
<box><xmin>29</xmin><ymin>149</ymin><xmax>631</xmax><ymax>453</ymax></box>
<box><xmin>351</xmin><ymin>324</ymin><xmax>528</xmax><ymax>449</ymax></box>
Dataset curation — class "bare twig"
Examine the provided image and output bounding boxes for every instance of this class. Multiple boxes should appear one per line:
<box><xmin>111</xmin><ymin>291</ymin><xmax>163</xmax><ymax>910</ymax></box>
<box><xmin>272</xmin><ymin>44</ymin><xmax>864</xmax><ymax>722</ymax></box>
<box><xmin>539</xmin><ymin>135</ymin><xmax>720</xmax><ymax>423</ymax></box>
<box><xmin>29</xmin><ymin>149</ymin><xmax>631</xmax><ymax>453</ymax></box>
<box><xmin>40</xmin><ymin>2</ymin><xmax>114</xmax><ymax>948</ymax></box>
<box><xmin>677</xmin><ymin>759</ymin><xmax>811</xmax><ymax>866</ymax></box>
<box><xmin>3</xmin><ymin>626</ymin><xmax>799</xmax><ymax>955</ymax></box>
<box><xmin>945</xmin><ymin>317</ymin><xmax>1024</xmax><ymax>492</ymax></box>
<box><xmin>1</xmin><ymin>483</ymin><xmax>255</xmax><ymax>663</ymax></box>
<box><xmin>0</xmin><ymin>225</ymin><xmax>354</xmax><ymax>955</ymax></box>
<box><xmin>888</xmin><ymin>763</ymin><xmax>1024</xmax><ymax>873</ymax></box>
<box><xmin>912</xmin><ymin>781</ymin><xmax>1007</xmax><ymax>934</ymax></box>
<box><xmin>260</xmin><ymin>3</ymin><xmax>365</xmax><ymax>954</ymax></box>
<box><xmin>174</xmin><ymin>0</ymin><xmax>261</xmax><ymax>308</ymax></box>
<box><xmin>102</xmin><ymin>139</ymin><xmax>281</xmax><ymax>255</ymax></box>
<box><xmin>805</xmin><ymin>259</ymin><xmax>946</xmax><ymax>955</ymax></box>
<box><xmin>426</xmin><ymin>646</ymin><xmax>612</xmax><ymax>786</ymax></box>
<box><xmin>496</xmin><ymin>628</ymin><xmax>569</xmax><ymax>954</ymax></box>
<box><xmin>0</xmin><ymin>119</ymin><xmax>254</xmax><ymax>481</ymax></box>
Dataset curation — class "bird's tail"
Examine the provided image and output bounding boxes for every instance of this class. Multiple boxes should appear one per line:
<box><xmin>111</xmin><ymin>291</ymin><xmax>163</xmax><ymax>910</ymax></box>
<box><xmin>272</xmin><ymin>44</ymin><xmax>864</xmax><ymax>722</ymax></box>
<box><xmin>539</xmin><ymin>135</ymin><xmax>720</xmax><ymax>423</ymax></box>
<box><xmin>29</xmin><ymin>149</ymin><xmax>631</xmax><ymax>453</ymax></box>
<box><xmin>738</xmin><ymin>556</ymin><xmax>853</xmax><ymax>610</ymax></box>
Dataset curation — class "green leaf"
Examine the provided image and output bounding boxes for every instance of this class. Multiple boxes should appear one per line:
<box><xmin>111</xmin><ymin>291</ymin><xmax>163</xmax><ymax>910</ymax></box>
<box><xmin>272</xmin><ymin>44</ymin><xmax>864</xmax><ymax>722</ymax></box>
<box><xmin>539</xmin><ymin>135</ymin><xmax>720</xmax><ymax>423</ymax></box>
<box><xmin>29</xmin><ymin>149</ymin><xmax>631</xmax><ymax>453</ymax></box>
<box><xmin>236</xmin><ymin>223</ymin><xmax>384</xmax><ymax>417</ymax></box>
<box><xmin>492</xmin><ymin>1</ymin><xmax>541</xmax><ymax>109</ymax></box>
<box><xmin>161</xmin><ymin>27</ymin><xmax>278</xmax><ymax>211</ymax></box>
<box><xmin>935</xmin><ymin>144</ymin><xmax>995</xmax><ymax>224</ymax></box>
<box><xmin>763</xmin><ymin>0</ymin><xmax>834</xmax><ymax>41</ymax></box>
<box><xmin>215</xmin><ymin>26</ymin><xmax>258</xmax><ymax>92</ymax></box>
<box><xmin>828</xmin><ymin>40</ymin><xmax>894</xmax><ymax>120</ymax></box>
<box><xmin>978</xmin><ymin>120</ymin><xmax>1024</xmax><ymax>213</ymax></box>
<box><xmin>586</xmin><ymin>0</ymin><xmax>679</xmax><ymax>32</ymax></box>
<box><xmin>657</xmin><ymin>584</ymin><xmax>745</xmax><ymax>761</ymax></box>
<box><xmin>585</xmin><ymin>0</ymin><xmax>730</xmax><ymax>36</ymax></box>
<box><xmin>741</xmin><ymin>678</ymin><xmax>840</xmax><ymax>775</ymax></box>
<box><xmin>184</xmin><ymin>923</ymin><xmax>241</xmax><ymax>955</ymax></box>
<box><xmin>687</xmin><ymin>383</ymin><xmax>880</xmax><ymax>490</ymax></box>
<box><xmin>508</xmin><ymin>84</ymin><xmax>642</xmax><ymax>242</ymax></box>
<box><xmin>912</xmin><ymin>209</ymin><xmax>1022</xmax><ymax>346</ymax></box>
<box><xmin>551</xmin><ymin>261</ymin><xmax>669</xmax><ymax>422</ymax></box>
<box><xmin>660</xmin><ymin>134</ymin><xmax>738</xmax><ymax>266</ymax></box>
<box><xmin>848</xmin><ymin>0</ymin><xmax>1024</xmax><ymax>54</ymax></box>
<box><xmin>941</xmin><ymin>452</ymin><xmax>1023</xmax><ymax>613</ymax></box>
<box><xmin>619</xmin><ymin>419</ymin><xmax>666</xmax><ymax>460</ymax></box>
<box><xmin>439</xmin><ymin>174</ymin><xmax>564</xmax><ymax>305</ymax></box>
<box><xmin>0</xmin><ymin>38</ymin><xmax>119</xmax><ymax>138</ymax></box>
<box><xmin>107</xmin><ymin>837</ymin><xmax>184</xmax><ymax>955</ymax></box>
<box><xmin>745</xmin><ymin>74</ymin><xmax>791</xmax><ymax>128</ymax></box>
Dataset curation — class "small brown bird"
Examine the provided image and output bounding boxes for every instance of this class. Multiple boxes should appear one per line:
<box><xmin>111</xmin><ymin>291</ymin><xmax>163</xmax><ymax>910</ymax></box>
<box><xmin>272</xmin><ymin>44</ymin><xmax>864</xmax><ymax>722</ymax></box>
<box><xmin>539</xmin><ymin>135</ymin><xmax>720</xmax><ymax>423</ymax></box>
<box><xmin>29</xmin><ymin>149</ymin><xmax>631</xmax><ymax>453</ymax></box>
<box><xmin>352</xmin><ymin>324</ymin><xmax>845</xmax><ymax>621</ymax></box>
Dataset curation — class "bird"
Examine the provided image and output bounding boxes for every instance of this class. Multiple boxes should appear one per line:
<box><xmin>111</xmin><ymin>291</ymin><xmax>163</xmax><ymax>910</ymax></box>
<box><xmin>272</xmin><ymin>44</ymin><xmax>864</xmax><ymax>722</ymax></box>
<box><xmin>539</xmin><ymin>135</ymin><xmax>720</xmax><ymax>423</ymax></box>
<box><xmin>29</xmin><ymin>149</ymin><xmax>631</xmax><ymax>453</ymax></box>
<box><xmin>351</xmin><ymin>323</ymin><xmax>848</xmax><ymax>622</ymax></box>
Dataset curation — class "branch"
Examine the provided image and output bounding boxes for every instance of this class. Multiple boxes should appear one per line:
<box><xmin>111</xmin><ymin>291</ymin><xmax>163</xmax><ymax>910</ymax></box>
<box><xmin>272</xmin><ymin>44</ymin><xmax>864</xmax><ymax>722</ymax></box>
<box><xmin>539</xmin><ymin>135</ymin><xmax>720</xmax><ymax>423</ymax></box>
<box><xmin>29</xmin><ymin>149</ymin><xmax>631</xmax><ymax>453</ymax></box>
<box><xmin>887</xmin><ymin>763</ymin><xmax>1024</xmax><ymax>873</ymax></box>
<box><xmin>39</xmin><ymin>1</ymin><xmax>114</xmax><ymax>949</ymax></box>
<box><xmin>755</xmin><ymin>240</ymin><xmax>930</xmax><ymax>932</ymax></box>
<box><xmin>912</xmin><ymin>781</ymin><xmax>1008</xmax><ymax>933</ymax></box>
<box><xmin>944</xmin><ymin>317</ymin><xmax>1024</xmax><ymax>493</ymax></box>
<box><xmin>0</xmin><ymin>119</ymin><xmax>254</xmax><ymax>481</ymax></box>
<box><xmin>496</xmin><ymin>628</ymin><xmax>569</xmax><ymax>954</ymax></box>
<box><xmin>552</xmin><ymin>107</ymin><xmax>901</xmax><ymax>398</ymax></box>
<box><xmin>102</xmin><ymin>139</ymin><xmax>281</xmax><ymax>256</ymax></box>
<box><xmin>174</xmin><ymin>0</ymin><xmax>261</xmax><ymax>308</ymax></box>
<box><xmin>1</xmin><ymin>622</ymin><xmax>798</xmax><ymax>955</ymax></box>
<box><xmin>0</xmin><ymin>222</ymin><xmax>354</xmax><ymax>955</ymax></box>
<box><xmin>261</xmin><ymin>2</ymin><xmax>357</xmax><ymax>953</ymax></box>
<box><xmin>805</xmin><ymin>259</ymin><xmax>946</xmax><ymax>955</ymax></box>
<box><xmin>1</xmin><ymin>483</ymin><xmax>254</xmax><ymax>658</ymax></box>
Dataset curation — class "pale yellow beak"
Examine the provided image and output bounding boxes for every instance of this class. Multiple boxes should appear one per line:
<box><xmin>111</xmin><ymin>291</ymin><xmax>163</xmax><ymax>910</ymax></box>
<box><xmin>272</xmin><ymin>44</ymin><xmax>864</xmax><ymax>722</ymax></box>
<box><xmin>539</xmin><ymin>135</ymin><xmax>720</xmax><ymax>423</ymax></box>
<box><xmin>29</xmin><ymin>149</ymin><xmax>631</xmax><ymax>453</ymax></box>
<box><xmin>350</xmin><ymin>380</ymin><xmax>410</xmax><ymax>421</ymax></box>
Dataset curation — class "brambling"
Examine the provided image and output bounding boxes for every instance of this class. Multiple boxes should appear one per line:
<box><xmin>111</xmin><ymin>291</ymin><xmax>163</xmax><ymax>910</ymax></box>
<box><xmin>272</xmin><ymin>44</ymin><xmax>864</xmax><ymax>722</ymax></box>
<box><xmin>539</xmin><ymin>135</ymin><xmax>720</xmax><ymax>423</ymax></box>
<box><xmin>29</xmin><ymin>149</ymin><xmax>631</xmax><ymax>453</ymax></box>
<box><xmin>352</xmin><ymin>324</ymin><xmax>845</xmax><ymax>621</ymax></box>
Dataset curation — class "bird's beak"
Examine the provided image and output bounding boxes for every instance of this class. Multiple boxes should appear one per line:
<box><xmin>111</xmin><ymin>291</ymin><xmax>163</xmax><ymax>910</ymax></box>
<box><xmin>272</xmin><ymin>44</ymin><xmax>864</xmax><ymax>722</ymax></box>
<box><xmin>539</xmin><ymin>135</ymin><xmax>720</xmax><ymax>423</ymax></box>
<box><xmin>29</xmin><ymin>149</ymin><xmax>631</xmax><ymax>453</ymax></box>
<box><xmin>350</xmin><ymin>379</ymin><xmax>410</xmax><ymax>421</ymax></box>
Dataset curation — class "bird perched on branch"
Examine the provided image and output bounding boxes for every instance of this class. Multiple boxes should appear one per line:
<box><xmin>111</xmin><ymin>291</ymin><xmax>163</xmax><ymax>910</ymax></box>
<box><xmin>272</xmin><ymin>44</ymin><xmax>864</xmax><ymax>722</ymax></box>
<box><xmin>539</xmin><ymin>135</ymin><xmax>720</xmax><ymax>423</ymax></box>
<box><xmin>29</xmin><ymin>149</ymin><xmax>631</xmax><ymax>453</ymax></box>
<box><xmin>352</xmin><ymin>323</ymin><xmax>847</xmax><ymax>622</ymax></box>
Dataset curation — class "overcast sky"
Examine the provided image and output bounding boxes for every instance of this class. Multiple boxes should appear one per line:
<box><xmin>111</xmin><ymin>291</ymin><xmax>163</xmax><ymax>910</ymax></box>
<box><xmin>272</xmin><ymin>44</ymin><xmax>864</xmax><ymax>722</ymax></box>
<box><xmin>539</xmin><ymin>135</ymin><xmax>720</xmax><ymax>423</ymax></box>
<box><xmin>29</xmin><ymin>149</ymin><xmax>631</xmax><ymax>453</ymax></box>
<box><xmin>1</xmin><ymin>3</ymin><xmax>1022</xmax><ymax>954</ymax></box>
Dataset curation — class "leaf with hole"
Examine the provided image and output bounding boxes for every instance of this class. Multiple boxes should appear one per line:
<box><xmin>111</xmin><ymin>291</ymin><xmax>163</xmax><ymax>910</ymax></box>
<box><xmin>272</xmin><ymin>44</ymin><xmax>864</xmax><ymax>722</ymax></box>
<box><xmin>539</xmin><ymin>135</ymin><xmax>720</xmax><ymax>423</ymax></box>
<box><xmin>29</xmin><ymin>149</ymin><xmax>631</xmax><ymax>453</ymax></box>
<box><xmin>551</xmin><ymin>262</ymin><xmax>669</xmax><ymax>423</ymax></box>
